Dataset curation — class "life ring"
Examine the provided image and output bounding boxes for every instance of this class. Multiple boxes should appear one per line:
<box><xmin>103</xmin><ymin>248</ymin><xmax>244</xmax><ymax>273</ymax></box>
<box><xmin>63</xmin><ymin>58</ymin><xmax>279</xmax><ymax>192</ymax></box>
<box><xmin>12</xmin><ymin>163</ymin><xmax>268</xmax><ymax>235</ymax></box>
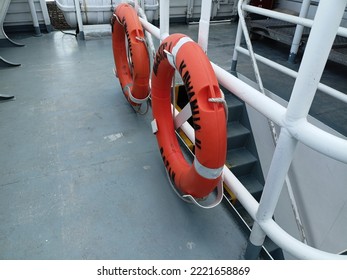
<box><xmin>151</xmin><ymin>33</ymin><xmax>227</xmax><ymax>200</ymax></box>
<box><xmin>111</xmin><ymin>3</ymin><xmax>150</xmax><ymax>106</ymax></box>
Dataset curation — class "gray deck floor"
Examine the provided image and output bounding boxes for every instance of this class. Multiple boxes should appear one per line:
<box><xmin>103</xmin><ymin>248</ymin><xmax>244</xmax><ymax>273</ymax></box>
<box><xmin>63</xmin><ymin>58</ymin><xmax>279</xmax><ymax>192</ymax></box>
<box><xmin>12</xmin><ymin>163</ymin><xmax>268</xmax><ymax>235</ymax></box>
<box><xmin>0</xmin><ymin>30</ymin><xmax>248</xmax><ymax>259</ymax></box>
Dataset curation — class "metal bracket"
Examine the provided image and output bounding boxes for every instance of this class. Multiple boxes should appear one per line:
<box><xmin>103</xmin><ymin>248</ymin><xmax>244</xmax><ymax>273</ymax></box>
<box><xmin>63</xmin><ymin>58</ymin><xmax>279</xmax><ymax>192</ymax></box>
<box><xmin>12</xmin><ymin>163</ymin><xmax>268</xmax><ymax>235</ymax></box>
<box><xmin>182</xmin><ymin>179</ymin><xmax>224</xmax><ymax>209</ymax></box>
<box><xmin>165</xmin><ymin>163</ymin><xmax>224</xmax><ymax>209</ymax></box>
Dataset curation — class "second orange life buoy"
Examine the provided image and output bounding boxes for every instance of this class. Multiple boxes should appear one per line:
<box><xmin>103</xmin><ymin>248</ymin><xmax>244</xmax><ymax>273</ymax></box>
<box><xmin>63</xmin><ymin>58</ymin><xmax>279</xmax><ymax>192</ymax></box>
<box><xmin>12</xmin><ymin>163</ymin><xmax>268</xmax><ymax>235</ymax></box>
<box><xmin>111</xmin><ymin>3</ymin><xmax>150</xmax><ymax>106</ymax></box>
<box><xmin>151</xmin><ymin>33</ymin><xmax>227</xmax><ymax>200</ymax></box>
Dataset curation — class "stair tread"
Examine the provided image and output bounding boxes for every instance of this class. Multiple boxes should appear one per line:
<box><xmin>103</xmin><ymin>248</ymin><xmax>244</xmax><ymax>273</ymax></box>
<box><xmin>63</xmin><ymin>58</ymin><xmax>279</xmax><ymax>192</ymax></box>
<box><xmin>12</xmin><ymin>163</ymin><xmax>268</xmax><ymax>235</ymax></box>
<box><xmin>238</xmin><ymin>174</ymin><xmax>264</xmax><ymax>195</ymax></box>
<box><xmin>225</xmin><ymin>93</ymin><xmax>244</xmax><ymax>121</ymax></box>
<box><xmin>225</xmin><ymin>93</ymin><xmax>243</xmax><ymax>107</ymax></box>
<box><xmin>227</xmin><ymin>121</ymin><xmax>250</xmax><ymax>138</ymax></box>
<box><xmin>226</xmin><ymin>148</ymin><xmax>258</xmax><ymax>177</ymax></box>
<box><xmin>226</xmin><ymin>148</ymin><xmax>257</xmax><ymax>167</ymax></box>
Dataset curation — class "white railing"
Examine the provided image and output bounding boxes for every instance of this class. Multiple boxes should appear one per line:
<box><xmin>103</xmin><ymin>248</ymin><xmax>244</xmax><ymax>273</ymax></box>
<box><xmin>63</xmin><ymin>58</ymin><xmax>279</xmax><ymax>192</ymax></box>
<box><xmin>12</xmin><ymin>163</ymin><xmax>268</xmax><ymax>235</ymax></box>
<box><xmin>234</xmin><ymin>0</ymin><xmax>347</xmax><ymax>256</ymax></box>
<box><xmin>233</xmin><ymin>0</ymin><xmax>347</xmax><ymax>104</ymax></box>
<box><xmin>138</xmin><ymin>0</ymin><xmax>347</xmax><ymax>259</ymax></box>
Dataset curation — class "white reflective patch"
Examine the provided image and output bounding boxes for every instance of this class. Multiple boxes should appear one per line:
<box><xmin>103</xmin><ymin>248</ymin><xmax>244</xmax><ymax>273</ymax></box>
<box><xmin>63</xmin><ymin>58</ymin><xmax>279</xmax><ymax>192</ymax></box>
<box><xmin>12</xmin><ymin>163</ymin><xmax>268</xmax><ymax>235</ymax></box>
<box><xmin>163</xmin><ymin>37</ymin><xmax>193</xmax><ymax>70</ymax></box>
<box><xmin>104</xmin><ymin>133</ymin><xmax>124</xmax><ymax>142</ymax></box>
<box><xmin>174</xmin><ymin>102</ymin><xmax>192</xmax><ymax>129</ymax></box>
<box><xmin>171</xmin><ymin>37</ymin><xmax>194</xmax><ymax>64</ymax></box>
<box><xmin>151</xmin><ymin>119</ymin><xmax>158</xmax><ymax>134</ymax></box>
<box><xmin>193</xmin><ymin>158</ymin><xmax>223</xmax><ymax>179</ymax></box>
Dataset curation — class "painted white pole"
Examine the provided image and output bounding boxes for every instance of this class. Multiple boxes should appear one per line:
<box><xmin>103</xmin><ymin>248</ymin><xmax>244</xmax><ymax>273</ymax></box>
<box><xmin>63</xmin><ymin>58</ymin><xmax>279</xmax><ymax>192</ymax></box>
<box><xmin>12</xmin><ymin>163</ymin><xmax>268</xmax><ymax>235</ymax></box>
<box><xmin>159</xmin><ymin>0</ymin><xmax>169</xmax><ymax>41</ymax></box>
<box><xmin>237</xmin><ymin>0</ymin><xmax>265</xmax><ymax>93</ymax></box>
<box><xmin>39</xmin><ymin>0</ymin><xmax>52</xmax><ymax>32</ymax></box>
<box><xmin>231</xmin><ymin>18</ymin><xmax>242</xmax><ymax>73</ymax></box>
<box><xmin>256</xmin><ymin>129</ymin><xmax>298</xmax><ymax>222</ymax></box>
<box><xmin>74</xmin><ymin>0</ymin><xmax>84</xmax><ymax>39</ymax></box>
<box><xmin>242</xmin><ymin>3</ymin><xmax>347</xmax><ymax>38</ymax></box>
<box><xmin>134</xmin><ymin>0</ymin><xmax>139</xmax><ymax>11</ymax></box>
<box><xmin>198</xmin><ymin>0</ymin><xmax>212</xmax><ymax>53</ymax></box>
<box><xmin>28</xmin><ymin>0</ymin><xmax>41</xmax><ymax>36</ymax></box>
<box><xmin>288</xmin><ymin>0</ymin><xmax>311</xmax><ymax>63</ymax></box>
<box><xmin>0</xmin><ymin>0</ymin><xmax>11</xmax><ymax>40</ymax></box>
<box><xmin>286</xmin><ymin>0</ymin><xmax>347</xmax><ymax>121</ymax></box>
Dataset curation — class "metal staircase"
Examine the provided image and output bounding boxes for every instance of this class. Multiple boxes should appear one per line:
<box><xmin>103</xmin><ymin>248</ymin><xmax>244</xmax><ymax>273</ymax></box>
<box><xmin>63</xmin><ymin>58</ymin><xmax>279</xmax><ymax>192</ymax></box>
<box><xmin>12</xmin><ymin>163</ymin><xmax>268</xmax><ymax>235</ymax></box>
<box><xmin>223</xmin><ymin>86</ymin><xmax>263</xmax><ymax>202</ymax></box>
<box><xmin>224</xmin><ymin>90</ymin><xmax>264</xmax><ymax>202</ymax></box>
<box><xmin>223</xmin><ymin>87</ymin><xmax>284</xmax><ymax>260</ymax></box>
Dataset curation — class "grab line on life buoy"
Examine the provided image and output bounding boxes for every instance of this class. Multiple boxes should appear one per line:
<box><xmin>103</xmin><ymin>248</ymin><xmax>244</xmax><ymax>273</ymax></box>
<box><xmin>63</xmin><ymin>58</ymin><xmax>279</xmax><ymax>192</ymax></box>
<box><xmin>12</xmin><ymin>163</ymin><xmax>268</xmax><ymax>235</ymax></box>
<box><xmin>151</xmin><ymin>33</ymin><xmax>227</xmax><ymax>203</ymax></box>
<box><xmin>111</xmin><ymin>3</ymin><xmax>150</xmax><ymax>108</ymax></box>
<box><xmin>164</xmin><ymin>37</ymin><xmax>228</xmax><ymax>122</ymax></box>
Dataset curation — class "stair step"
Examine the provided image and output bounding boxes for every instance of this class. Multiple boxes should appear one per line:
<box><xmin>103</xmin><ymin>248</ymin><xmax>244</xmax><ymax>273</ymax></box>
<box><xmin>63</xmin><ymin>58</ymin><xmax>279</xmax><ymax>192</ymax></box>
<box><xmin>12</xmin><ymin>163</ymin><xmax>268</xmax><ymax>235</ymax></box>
<box><xmin>225</xmin><ymin>93</ymin><xmax>244</xmax><ymax>121</ymax></box>
<box><xmin>226</xmin><ymin>148</ymin><xmax>257</xmax><ymax>177</ymax></box>
<box><xmin>238</xmin><ymin>174</ymin><xmax>264</xmax><ymax>201</ymax></box>
<box><xmin>227</xmin><ymin>121</ymin><xmax>251</xmax><ymax>149</ymax></box>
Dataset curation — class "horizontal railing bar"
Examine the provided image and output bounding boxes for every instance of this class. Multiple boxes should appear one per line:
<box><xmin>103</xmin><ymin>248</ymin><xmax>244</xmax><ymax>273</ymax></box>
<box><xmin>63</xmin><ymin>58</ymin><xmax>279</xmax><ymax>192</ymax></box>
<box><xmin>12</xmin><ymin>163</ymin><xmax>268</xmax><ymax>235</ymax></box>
<box><xmin>236</xmin><ymin>46</ymin><xmax>347</xmax><ymax>104</ymax></box>
<box><xmin>243</xmin><ymin>4</ymin><xmax>347</xmax><ymax>38</ymax></box>
<box><xmin>211</xmin><ymin>62</ymin><xmax>286</xmax><ymax>126</ymax></box>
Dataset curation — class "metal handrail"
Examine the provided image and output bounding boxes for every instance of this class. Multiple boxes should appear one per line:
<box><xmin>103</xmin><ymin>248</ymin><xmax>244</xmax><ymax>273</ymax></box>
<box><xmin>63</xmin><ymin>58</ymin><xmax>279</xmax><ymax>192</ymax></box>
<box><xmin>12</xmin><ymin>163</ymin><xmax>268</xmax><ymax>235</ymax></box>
<box><xmin>235</xmin><ymin>45</ymin><xmax>347</xmax><ymax>104</ymax></box>
<box><xmin>139</xmin><ymin>0</ymin><xmax>347</xmax><ymax>259</ymax></box>
<box><xmin>243</xmin><ymin>3</ymin><xmax>347</xmax><ymax>38</ymax></box>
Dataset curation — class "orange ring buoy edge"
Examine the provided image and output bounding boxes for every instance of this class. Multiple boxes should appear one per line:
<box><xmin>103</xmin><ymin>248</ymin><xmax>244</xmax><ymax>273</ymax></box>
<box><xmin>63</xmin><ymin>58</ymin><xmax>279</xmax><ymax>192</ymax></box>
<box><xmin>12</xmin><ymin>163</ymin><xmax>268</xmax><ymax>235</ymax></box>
<box><xmin>111</xmin><ymin>3</ymin><xmax>150</xmax><ymax>107</ymax></box>
<box><xmin>151</xmin><ymin>33</ymin><xmax>227</xmax><ymax>204</ymax></box>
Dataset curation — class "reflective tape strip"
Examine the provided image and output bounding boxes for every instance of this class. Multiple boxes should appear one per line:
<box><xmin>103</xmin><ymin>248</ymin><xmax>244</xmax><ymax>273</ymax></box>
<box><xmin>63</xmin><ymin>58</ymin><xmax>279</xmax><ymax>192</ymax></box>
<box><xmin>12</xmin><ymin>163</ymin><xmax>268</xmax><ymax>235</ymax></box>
<box><xmin>193</xmin><ymin>158</ymin><xmax>223</xmax><ymax>180</ymax></box>
<box><xmin>166</xmin><ymin>36</ymin><xmax>194</xmax><ymax>69</ymax></box>
<box><xmin>128</xmin><ymin>90</ymin><xmax>150</xmax><ymax>104</ymax></box>
<box><xmin>151</xmin><ymin>119</ymin><xmax>158</xmax><ymax>134</ymax></box>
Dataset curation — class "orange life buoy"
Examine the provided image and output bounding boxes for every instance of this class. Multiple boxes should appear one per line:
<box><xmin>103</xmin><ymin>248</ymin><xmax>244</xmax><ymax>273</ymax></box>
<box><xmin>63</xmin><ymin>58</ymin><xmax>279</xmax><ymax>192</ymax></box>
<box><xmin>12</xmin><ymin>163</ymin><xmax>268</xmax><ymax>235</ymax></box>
<box><xmin>111</xmin><ymin>3</ymin><xmax>150</xmax><ymax>106</ymax></box>
<box><xmin>151</xmin><ymin>33</ymin><xmax>227</xmax><ymax>199</ymax></box>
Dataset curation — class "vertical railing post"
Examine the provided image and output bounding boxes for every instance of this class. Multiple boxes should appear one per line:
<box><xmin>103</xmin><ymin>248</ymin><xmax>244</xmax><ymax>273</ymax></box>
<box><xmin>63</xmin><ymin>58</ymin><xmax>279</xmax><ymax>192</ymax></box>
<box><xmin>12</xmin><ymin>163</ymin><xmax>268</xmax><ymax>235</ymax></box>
<box><xmin>288</xmin><ymin>0</ymin><xmax>311</xmax><ymax>63</ymax></box>
<box><xmin>39</xmin><ymin>0</ymin><xmax>52</xmax><ymax>32</ymax></box>
<box><xmin>245</xmin><ymin>128</ymin><xmax>298</xmax><ymax>259</ymax></box>
<box><xmin>286</xmin><ymin>0</ymin><xmax>347</xmax><ymax>121</ymax></box>
<box><xmin>160</xmin><ymin>0</ymin><xmax>169</xmax><ymax>41</ymax></box>
<box><xmin>28</xmin><ymin>0</ymin><xmax>41</xmax><ymax>36</ymax></box>
<box><xmin>198</xmin><ymin>0</ymin><xmax>212</xmax><ymax>53</ymax></box>
<box><xmin>74</xmin><ymin>0</ymin><xmax>84</xmax><ymax>40</ymax></box>
<box><xmin>230</xmin><ymin>19</ymin><xmax>242</xmax><ymax>74</ymax></box>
